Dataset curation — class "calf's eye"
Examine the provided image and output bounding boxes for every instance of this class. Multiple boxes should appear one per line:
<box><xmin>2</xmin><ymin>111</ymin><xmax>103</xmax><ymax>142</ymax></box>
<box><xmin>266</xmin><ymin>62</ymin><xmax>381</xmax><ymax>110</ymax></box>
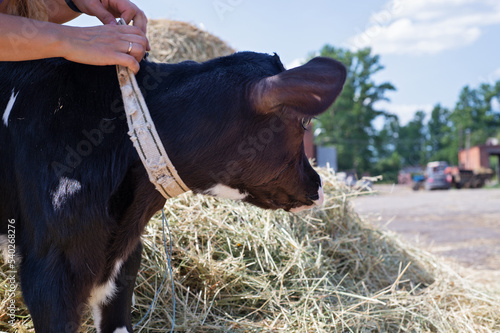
<box><xmin>301</xmin><ymin>118</ymin><xmax>312</xmax><ymax>130</ymax></box>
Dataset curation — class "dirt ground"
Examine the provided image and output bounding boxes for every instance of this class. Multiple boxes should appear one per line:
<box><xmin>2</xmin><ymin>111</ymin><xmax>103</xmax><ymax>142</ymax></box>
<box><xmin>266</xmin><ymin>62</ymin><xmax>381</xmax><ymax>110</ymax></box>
<box><xmin>353</xmin><ymin>185</ymin><xmax>500</xmax><ymax>288</ymax></box>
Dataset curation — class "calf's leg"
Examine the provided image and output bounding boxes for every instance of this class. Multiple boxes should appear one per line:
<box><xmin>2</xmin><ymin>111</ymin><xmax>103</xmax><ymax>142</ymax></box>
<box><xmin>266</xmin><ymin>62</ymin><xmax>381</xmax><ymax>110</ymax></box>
<box><xmin>20</xmin><ymin>253</ymin><xmax>90</xmax><ymax>333</ymax></box>
<box><xmin>94</xmin><ymin>243</ymin><xmax>143</xmax><ymax>333</ymax></box>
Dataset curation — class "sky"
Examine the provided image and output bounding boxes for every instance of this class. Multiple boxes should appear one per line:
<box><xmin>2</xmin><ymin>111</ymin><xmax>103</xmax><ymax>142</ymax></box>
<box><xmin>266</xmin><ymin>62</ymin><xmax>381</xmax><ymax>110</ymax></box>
<box><xmin>70</xmin><ymin>0</ymin><xmax>500</xmax><ymax>125</ymax></box>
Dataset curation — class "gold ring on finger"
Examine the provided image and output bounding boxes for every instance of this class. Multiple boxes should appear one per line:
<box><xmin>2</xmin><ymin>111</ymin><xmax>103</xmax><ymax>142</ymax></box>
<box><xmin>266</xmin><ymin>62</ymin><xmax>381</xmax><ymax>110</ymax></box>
<box><xmin>126</xmin><ymin>42</ymin><xmax>133</xmax><ymax>55</ymax></box>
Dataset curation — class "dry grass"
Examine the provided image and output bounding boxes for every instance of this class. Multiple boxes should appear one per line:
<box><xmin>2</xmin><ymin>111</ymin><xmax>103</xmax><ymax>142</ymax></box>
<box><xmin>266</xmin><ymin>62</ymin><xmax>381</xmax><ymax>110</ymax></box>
<box><xmin>146</xmin><ymin>19</ymin><xmax>235</xmax><ymax>63</ymax></box>
<box><xmin>3</xmin><ymin>168</ymin><xmax>499</xmax><ymax>332</ymax></box>
<box><xmin>124</xmin><ymin>168</ymin><xmax>500</xmax><ymax>332</ymax></box>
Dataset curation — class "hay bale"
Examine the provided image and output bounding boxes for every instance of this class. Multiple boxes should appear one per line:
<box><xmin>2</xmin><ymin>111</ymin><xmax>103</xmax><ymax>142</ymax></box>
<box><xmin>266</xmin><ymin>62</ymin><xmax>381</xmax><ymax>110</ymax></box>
<box><xmin>147</xmin><ymin>19</ymin><xmax>235</xmax><ymax>63</ymax></box>
<box><xmin>120</xmin><ymin>169</ymin><xmax>500</xmax><ymax>332</ymax></box>
<box><xmin>2</xmin><ymin>168</ymin><xmax>500</xmax><ymax>332</ymax></box>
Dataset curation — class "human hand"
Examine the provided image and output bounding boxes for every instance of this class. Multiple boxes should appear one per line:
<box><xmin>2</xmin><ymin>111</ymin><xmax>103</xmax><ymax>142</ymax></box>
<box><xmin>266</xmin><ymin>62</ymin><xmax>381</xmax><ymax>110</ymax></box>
<box><xmin>72</xmin><ymin>0</ymin><xmax>148</xmax><ymax>35</ymax></box>
<box><xmin>60</xmin><ymin>24</ymin><xmax>148</xmax><ymax>73</ymax></box>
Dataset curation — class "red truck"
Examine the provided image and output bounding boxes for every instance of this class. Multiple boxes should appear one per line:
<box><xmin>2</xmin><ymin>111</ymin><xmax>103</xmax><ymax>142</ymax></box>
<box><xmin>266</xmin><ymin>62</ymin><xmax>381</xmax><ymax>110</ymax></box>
<box><xmin>445</xmin><ymin>165</ymin><xmax>493</xmax><ymax>189</ymax></box>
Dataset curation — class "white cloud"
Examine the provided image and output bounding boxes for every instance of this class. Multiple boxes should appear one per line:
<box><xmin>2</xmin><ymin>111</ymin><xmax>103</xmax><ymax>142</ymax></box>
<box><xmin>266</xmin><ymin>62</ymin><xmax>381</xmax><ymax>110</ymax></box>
<box><xmin>376</xmin><ymin>101</ymin><xmax>434</xmax><ymax>125</ymax></box>
<box><xmin>492</xmin><ymin>97</ymin><xmax>500</xmax><ymax>112</ymax></box>
<box><xmin>286</xmin><ymin>58</ymin><xmax>305</xmax><ymax>69</ymax></box>
<box><xmin>492</xmin><ymin>68</ymin><xmax>500</xmax><ymax>81</ymax></box>
<box><xmin>347</xmin><ymin>0</ymin><xmax>500</xmax><ymax>55</ymax></box>
<box><xmin>474</xmin><ymin>67</ymin><xmax>500</xmax><ymax>85</ymax></box>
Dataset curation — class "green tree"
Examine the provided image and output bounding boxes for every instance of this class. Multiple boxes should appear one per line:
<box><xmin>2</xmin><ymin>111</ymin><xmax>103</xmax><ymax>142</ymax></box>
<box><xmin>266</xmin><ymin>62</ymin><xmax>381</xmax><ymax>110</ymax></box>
<box><xmin>313</xmin><ymin>45</ymin><xmax>395</xmax><ymax>175</ymax></box>
<box><xmin>396</xmin><ymin>111</ymin><xmax>427</xmax><ymax>166</ymax></box>
<box><xmin>427</xmin><ymin>104</ymin><xmax>450</xmax><ymax>152</ymax></box>
<box><xmin>451</xmin><ymin>83</ymin><xmax>500</xmax><ymax>147</ymax></box>
<box><xmin>373</xmin><ymin>115</ymin><xmax>399</xmax><ymax>161</ymax></box>
<box><xmin>426</xmin><ymin>104</ymin><xmax>455</xmax><ymax>163</ymax></box>
<box><xmin>372</xmin><ymin>151</ymin><xmax>402</xmax><ymax>183</ymax></box>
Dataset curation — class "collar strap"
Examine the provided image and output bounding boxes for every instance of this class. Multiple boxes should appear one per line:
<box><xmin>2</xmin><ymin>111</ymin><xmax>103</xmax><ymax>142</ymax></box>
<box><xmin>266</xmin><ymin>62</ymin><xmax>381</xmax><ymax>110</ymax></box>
<box><xmin>116</xmin><ymin>62</ymin><xmax>189</xmax><ymax>199</ymax></box>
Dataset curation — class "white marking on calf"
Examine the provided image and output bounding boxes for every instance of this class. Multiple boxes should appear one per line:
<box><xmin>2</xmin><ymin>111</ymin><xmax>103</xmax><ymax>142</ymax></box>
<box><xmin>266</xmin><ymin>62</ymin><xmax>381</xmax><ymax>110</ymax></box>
<box><xmin>290</xmin><ymin>177</ymin><xmax>325</xmax><ymax>213</ymax></box>
<box><xmin>92</xmin><ymin>307</ymin><xmax>103</xmax><ymax>333</ymax></box>
<box><xmin>90</xmin><ymin>260</ymin><xmax>123</xmax><ymax>332</ymax></box>
<box><xmin>0</xmin><ymin>234</ymin><xmax>21</xmax><ymax>264</ymax></box>
<box><xmin>316</xmin><ymin>185</ymin><xmax>325</xmax><ymax>205</ymax></box>
<box><xmin>205</xmin><ymin>184</ymin><xmax>248</xmax><ymax>200</ymax></box>
<box><xmin>3</xmin><ymin>89</ymin><xmax>19</xmax><ymax>127</ymax></box>
<box><xmin>113</xmin><ymin>327</ymin><xmax>129</xmax><ymax>333</ymax></box>
<box><xmin>51</xmin><ymin>177</ymin><xmax>82</xmax><ymax>210</ymax></box>
<box><xmin>0</xmin><ymin>235</ymin><xmax>10</xmax><ymax>263</ymax></box>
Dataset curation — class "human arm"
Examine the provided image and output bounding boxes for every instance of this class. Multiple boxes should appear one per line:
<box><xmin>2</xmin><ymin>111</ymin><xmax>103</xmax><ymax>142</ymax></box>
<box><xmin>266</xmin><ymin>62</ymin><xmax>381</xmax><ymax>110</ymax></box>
<box><xmin>0</xmin><ymin>13</ymin><xmax>147</xmax><ymax>73</ymax></box>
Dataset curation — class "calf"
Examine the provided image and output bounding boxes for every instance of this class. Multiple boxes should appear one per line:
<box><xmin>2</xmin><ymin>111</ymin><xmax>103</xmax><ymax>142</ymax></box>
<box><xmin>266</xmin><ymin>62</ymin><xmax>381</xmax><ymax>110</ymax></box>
<box><xmin>0</xmin><ymin>52</ymin><xmax>346</xmax><ymax>332</ymax></box>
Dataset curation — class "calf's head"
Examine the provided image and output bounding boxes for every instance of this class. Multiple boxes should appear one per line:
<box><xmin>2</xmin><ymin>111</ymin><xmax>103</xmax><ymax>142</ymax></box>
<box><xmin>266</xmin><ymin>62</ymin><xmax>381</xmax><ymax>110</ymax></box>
<box><xmin>151</xmin><ymin>52</ymin><xmax>346</xmax><ymax>212</ymax></box>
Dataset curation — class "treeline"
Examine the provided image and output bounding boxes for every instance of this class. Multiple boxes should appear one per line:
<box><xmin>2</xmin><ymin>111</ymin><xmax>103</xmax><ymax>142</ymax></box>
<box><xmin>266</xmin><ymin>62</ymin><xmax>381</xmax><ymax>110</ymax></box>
<box><xmin>313</xmin><ymin>45</ymin><xmax>500</xmax><ymax>182</ymax></box>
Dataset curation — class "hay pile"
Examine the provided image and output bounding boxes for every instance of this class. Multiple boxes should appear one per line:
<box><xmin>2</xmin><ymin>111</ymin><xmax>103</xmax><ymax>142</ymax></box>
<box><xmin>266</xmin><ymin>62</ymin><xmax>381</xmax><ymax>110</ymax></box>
<box><xmin>1</xmin><ymin>169</ymin><xmax>500</xmax><ymax>331</ymax></box>
<box><xmin>92</xmin><ymin>168</ymin><xmax>500</xmax><ymax>332</ymax></box>
<box><xmin>146</xmin><ymin>19</ymin><xmax>235</xmax><ymax>63</ymax></box>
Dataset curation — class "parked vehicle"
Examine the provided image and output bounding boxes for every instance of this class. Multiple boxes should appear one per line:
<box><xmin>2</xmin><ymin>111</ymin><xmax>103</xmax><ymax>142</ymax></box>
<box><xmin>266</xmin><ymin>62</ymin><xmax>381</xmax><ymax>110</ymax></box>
<box><xmin>425</xmin><ymin>161</ymin><xmax>452</xmax><ymax>190</ymax></box>
<box><xmin>445</xmin><ymin>166</ymin><xmax>493</xmax><ymax>189</ymax></box>
<box><xmin>408</xmin><ymin>143</ymin><xmax>496</xmax><ymax>191</ymax></box>
<box><xmin>412</xmin><ymin>174</ymin><xmax>425</xmax><ymax>191</ymax></box>
<box><xmin>420</xmin><ymin>161</ymin><xmax>493</xmax><ymax>190</ymax></box>
<box><xmin>399</xmin><ymin>166</ymin><xmax>424</xmax><ymax>185</ymax></box>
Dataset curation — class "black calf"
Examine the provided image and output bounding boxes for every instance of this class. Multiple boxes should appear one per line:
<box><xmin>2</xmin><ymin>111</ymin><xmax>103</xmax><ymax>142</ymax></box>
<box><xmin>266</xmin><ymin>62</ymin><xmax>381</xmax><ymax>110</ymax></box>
<box><xmin>0</xmin><ymin>52</ymin><xmax>345</xmax><ymax>332</ymax></box>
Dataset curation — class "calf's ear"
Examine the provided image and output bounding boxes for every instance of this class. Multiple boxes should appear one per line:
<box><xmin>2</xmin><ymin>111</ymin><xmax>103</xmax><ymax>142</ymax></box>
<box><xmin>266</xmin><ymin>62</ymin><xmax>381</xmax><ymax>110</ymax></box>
<box><xmin>251</xmin><ymin>57</ymin><xmax>347</xmax><ymax>116</ymax></box>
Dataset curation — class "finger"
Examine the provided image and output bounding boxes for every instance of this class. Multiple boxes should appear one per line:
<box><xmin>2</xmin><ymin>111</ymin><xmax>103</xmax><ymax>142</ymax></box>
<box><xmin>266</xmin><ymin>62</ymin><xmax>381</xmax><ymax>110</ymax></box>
<box><xmin>128</xmin><ymin>42</ymin><xmax>146</xmax><ymax>62</ymax></box>
<box><xmin>132</xmin><ymin>10</ymin><xmax>148</xmax><ymax>35</ymax></box>
<box><xmin>116</xmin><ymin>26</ymin><xmax>149</xmax><ymax>53</ymax></box>
<box><xmin>119</xmin><ymin>4</ymin><xmax>148</xmax><ymax>35</ymax></box>
<box><xmin>116</xmin><ymin>53</ymin><xmax>140</xmax><ymax>74</ymax></box>
<box><xmin>133</xmin><ymin>13</ymin><xmax>149</xmax><ymax>50</ymax></box>
<box><xmin>120</xmin><ymin>33</ymin><xmax>148</xmax><ymax>52</ymax></box>
<box><xmin>128</xmin><ymin>11</ymin><xmax>149</xmax><ymax>50</ymax></box>
<box><xmin>121</xmin><ymin>9</ymin><xmax>148</xmax><ymax>33</ymax></box>
<box><xmin>118</xmin><ymin>39</ymin><xmax>146</xmax><ymax>63</ymax></box>
<box><xmin>117</xmin><ymin>24</ymin><xmax>144</xmax><ymax>37</ymax></box>
<box><xmin>119</xmin><ymin>9</ymin><xmax>134</xmax><ymax>25</ymax></box>
<box><xmin>124</xmin><ymin>41</ymin><xmax>133</xmax><ymax>55</ymax></box>
<box><xmin>89</xmin><ymin>1</ymin><xmax>119</xmax><ymax>26</ymax></box>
